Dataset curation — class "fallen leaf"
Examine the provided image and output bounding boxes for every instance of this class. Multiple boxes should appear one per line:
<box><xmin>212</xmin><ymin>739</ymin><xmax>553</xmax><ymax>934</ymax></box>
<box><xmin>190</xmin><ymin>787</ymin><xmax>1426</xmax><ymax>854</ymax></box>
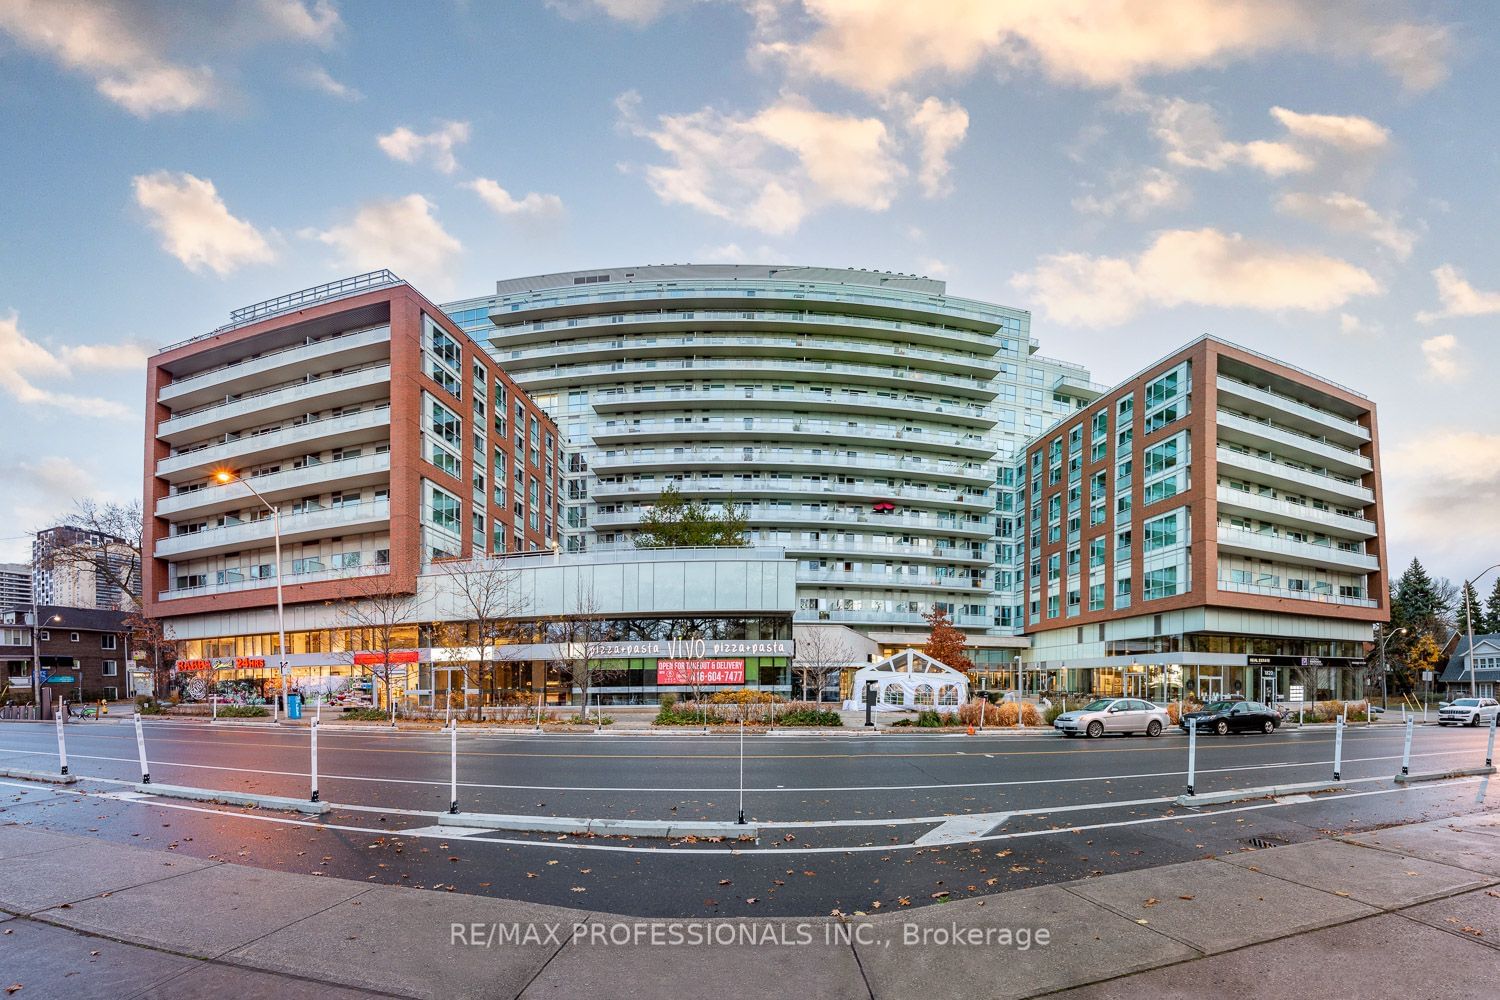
<box><xmin>746</xmin><ymin>897</ymin><xmax>758</xmax><ymax>904</ymax></box>
<box><xmin>1178</xmin><ymin>895</ymin><xmax>1195</xmax><ymax>901</ymax></box>
<box><xmin>719</xmin><ymin>879</ymin><xmax>732</xmax><ymax>886</ymax></box>
<box><xmin>1143</xmin><ymin>898</ymin><xmax>1159</xmax><ymax>907</ymax></box>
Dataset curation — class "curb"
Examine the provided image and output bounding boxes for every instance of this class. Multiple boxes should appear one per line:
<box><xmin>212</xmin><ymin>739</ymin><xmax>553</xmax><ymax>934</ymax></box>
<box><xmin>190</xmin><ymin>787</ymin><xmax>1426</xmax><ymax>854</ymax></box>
<box><xmin>0</xmin><ymin>766</ymin><xmax>78</xmax><ymax>785</ymax></box>
<box><xmin>446</xmin><ymin>811</ymin><xmax>758</xmax><ymax>840</ymax></box>
<box><xmin>1395</xmin><ymin>765</ymin><xmax>1497</xmax><ymax>784</ymax></box>
<box><xmin>134</xmin><ymin>782</ymin><xmax>330</xmax><ymax>815</ymax></box>
<box><xmin>1175</xmin><ymin>779</ymin><xmax>1346</xmax><ymax>807</ymax></box>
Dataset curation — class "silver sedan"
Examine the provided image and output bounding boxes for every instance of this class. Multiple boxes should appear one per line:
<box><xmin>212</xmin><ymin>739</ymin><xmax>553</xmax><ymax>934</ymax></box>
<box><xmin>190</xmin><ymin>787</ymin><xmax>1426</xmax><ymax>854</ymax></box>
<box><xmin>1053</xmin><ymin>698</ymin><xmax>1170</xmax><ymax>738</ymax></box>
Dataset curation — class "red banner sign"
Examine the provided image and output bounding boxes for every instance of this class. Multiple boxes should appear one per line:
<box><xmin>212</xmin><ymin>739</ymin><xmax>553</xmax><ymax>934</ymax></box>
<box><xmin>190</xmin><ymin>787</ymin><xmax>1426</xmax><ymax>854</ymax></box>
<box><xmin>353</xmin><ymin>650</ymin><xmax>420</xmax><ymax>666</ymax></box>
<box><xmin>174</xmin><ymin>657</ymin><xmax>265</xmax><ymax>671</ymax></box>
<box><xmin>656</xmin><ymin>659</ymin><xmax>745</xmax><ymax>685</ymax></box>
<box><xmin>175</xmin><ymin>659</ymin><xmax>213</xmax><ymax>671</ymax></box>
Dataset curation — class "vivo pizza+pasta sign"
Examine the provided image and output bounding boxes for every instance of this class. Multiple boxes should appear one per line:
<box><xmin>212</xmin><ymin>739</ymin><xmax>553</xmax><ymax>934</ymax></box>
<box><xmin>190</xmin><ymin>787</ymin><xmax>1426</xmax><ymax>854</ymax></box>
<box><xmin>593</xmin><ymin>638</ymin><xmax>793</xmax><ymax>659</ymax></box>
<box><xmin>656</xmin><ymin>659</ymin><xmax>746</xmax><ymax>685</ymax></box>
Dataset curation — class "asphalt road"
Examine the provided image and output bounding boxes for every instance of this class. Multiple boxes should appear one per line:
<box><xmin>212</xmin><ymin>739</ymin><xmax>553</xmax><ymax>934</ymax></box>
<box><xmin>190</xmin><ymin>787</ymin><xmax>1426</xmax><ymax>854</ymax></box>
<box><xmin>1</xmin><ymin>719</ymin><xmax>1495</xmax><ymax>917</ymax></box>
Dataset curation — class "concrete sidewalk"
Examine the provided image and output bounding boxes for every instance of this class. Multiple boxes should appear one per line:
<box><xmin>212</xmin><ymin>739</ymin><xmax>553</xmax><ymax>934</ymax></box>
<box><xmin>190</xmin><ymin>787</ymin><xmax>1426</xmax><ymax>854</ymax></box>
<box><xmin>2</xmin><ymin>813</ymin><xmax>1498</xmax><ymax>999</ymax></box>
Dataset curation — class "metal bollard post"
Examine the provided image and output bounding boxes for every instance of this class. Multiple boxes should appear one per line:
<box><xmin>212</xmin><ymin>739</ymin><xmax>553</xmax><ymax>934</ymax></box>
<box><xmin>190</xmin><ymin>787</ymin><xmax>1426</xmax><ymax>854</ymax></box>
<box><xmin>1333</xmin><ymin>717</ymin><xmax>1345</xmax><ymax>781</ymax></box>
<box><xmin>211</xmin><ymin>695</ymin><xmax>217</xmax><ymax>722</ymax></box>
<box><xmin>310</xmin><ymin>718</ymin><xmax>320</xmax><ymax>802</ymax></box>
<box><xmin>737</xmin><ymin>716</ymin><xmax>746</xmax><ymax>825</ymax></box>
<box><xmin>1186</xmin><ymin>723</ymin><xmax>1197</xmax><ymax>796</ymax></box>
<box><xmin>55</xmin><ymin>708</ymin><xmax>69</xmax><ymax>776</ymax></box>
<box><xmin>1401</xmin><ymin>716</ymin><xmax>1414</xmax><ymax>777</ymax></box>
<box><xmin>134</xmin><ymin>712</ymin><xmax>150</xmax><ymax>784</ymax></box>
<box><xmin>1486</xmin><ymin>713</ymin><xmax>1497</xmax><ymax>770</ymax></box>
<box><xmin>449</xmin><ymin>723</ymin><xmax>459</xmax><ymax>814</ymax></box>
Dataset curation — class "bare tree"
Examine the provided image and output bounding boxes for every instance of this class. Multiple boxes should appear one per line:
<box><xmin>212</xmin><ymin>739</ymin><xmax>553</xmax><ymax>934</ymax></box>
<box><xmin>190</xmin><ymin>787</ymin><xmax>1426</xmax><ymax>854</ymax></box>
<box><xmin>433</xmin><ymin>556</ymin><xmax>527</xmax><ymax>719</ymax></box>
<box><xmin>124</xmin><ymin>610</ymin><xmax>177</xmax><ymax>698</ymax></box>
<box><xmin>330</xmin><ymin>576</ymin><xmax>419</xmax><ymax>724</ymax></box>
<box><xmin>793</xmin><ymin>627</ymin><xmax>854</xmax><ymax>703</ymax></box>
<box><xmin>37</xmin><ymin>499</ymin><xmax>144</xmax><ymax>611</ymax></box>
<box><xmin>545</xmin><ymin>584</ymin><xmax>617</xmax><ymax>719</ymax></box>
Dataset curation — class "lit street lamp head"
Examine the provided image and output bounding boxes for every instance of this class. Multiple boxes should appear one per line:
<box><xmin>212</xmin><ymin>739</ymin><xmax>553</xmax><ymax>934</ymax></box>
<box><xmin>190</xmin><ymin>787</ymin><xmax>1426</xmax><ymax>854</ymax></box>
<box><xmin>214</xmin><ymin>470</ymin><xmax>234</xmax><ymax>483</ymax></box>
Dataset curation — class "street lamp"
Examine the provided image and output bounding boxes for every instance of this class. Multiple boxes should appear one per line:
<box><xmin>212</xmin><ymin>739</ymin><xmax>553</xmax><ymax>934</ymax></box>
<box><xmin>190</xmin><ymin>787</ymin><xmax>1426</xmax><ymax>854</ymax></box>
<box><xmin>1463</xmin><ymin>564</ymin><xmax>1500</xmax><ymax>699</ymax></box>
<box><xmin>1375</xmin><ymin>624</ymin><xmax>1407</xmax><ymax>710</ymax></box>
<box><xmin>215</xmin><ymin>469</ymin><xmax>288</xmax><ymax>722</ymax></box>
<box><xmin>29</xmin><ymin>603</ymin><xmax>61</xmax><ymax>711</ymax></box>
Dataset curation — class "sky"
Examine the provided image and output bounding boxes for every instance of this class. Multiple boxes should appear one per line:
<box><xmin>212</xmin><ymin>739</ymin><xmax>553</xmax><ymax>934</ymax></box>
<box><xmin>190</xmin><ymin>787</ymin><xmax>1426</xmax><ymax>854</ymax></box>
<box><xmin>0</xmin><ymin>0</ymin><xmax>1496</xmax><ymax>587</ymax></box>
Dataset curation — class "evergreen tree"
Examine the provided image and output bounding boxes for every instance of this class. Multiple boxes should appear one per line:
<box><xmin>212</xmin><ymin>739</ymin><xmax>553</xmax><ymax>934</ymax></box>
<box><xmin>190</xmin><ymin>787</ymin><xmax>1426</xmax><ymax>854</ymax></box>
<box><xmin>1457</xmin><ymin>580</ymin><xmax>1484</xmax><ymax>635</ymax></box>
<box><xmin>1485</xmin><ymin>577</ymin><xmax>1500</xmax><ymax>634</ymax></box>
<box><xmin>1391</xmin><ymin>559</ymin><xmax>1445</xmax><ymax>633</ymax></box>
<box><xmin>921</xmin><ymin>606</ymin><xmax>973</xmax><ymax>672</ymax></box>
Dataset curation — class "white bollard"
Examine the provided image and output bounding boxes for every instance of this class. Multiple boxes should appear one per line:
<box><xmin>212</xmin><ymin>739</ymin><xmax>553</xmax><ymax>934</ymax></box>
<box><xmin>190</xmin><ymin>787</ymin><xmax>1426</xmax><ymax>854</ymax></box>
<box><xmin>55</xmin><ymin>708</ymin><xmax>69</xmax><ymax>776</ymax></box>
<box><xmin>1186</xmin><ymin>723</ymin><xmax>1198</xmax><ymax>796</ymax></box>
<box><xmin>211</xmin><ymin>695</ymin><xmax>217</xmax><ymax>722</ymax></box>
<box><xmin>310</xmin><ymin>717</ymin><xmax>320</xmax><ymax>802</ymax></box>
<box><xmin>1486</xmin><ymin>713</ymin><xmax>1497</xmax><ymax>770</ymax></box>
<box><xmin>134</xmin><ymin>712</ymin><xmax>150</xmax><ymax>784</ymax></box>
<box><xmin>449</xmin><ymin>723</ymin><xmax>459</xmax><ymax>814</ymax></box>
<box><xmin>1401</xmin><ymin>716</ymin><xmax>1414</xmax><ymax>777</ymax></box>
<box><xmin>1333</xmin><ymin>717</ymin><xmax>1345</xmax><ymax>781</ymax></box>
<box><xmin>534</xmin><ymin>694</ymin><xmax>543</xmax><ymax>732</ymax></box>
<box><xmin>737</xmin><ymin>716</ymin><xmax>746</xmax><ymax>825</ymax></box>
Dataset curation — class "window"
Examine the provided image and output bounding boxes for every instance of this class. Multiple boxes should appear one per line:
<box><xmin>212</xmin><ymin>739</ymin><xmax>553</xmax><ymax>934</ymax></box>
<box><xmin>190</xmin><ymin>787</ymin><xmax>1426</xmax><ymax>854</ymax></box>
<box><xmin>102</xmin><ymin>660</ymin><xmax>118</xmax><ymax>676</ymax></box>
<box><xmin>1144</xmin><ymin>566</ymin><xmax>1179</xmax><ymax>601</ymax></box>
<box><xmin>101</xmin><ymin>634</ymin><xmax>117</xmax><ymax>650</ymax></box>
<box><xmin>425</xmin><ymin>481</ymin><xmax>461</xmax><ymax>534</ymax></box>
<box><xmin>425</xmin><ymin>318</ymin><xmax>462</xmax><ymax>397</ymax></box>
<box><xmin>38</xmin><ymin>629</ymin><xmax>50</xmax><ymax>640</ymax></box>
<box><xmin>70</xmin><ymin>632</ymin><xmax>79</xmax><ymax>642</ymax></box>
<box><xmin>1142</xmin><ymin>510</ymin><xmax>1182</xmax><ymax>552</ymax></box>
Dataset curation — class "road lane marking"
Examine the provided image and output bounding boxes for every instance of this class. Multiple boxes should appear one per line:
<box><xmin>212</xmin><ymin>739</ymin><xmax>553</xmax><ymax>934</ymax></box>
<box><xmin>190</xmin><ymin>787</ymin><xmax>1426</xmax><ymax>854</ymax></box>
<box><xmin>913</xmin><ymin>812</ymin><xmax>1011</xmax><ymax>846</ymax></box>
<box><xmin>0</xmin><ymin>775</ymin><xmax>1486</xmax><ymax>856</ymax></box>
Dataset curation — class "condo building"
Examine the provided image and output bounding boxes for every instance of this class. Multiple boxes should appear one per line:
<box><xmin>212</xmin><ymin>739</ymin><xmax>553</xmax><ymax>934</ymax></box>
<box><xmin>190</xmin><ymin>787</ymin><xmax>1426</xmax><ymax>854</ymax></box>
<box><xmin>1014</xmin><ymin>336</ymin><xmax>1387</xmax><ymax>703</ymax></box>
<box><xmin>31</xmin><ymin>525</ymin><xmax>141</xmax><ymax>611</ymax></box>
<box><xmin>442</xmin><ymin>265</ymin><xmax>1103</xmax><ymax>666</ymax></box>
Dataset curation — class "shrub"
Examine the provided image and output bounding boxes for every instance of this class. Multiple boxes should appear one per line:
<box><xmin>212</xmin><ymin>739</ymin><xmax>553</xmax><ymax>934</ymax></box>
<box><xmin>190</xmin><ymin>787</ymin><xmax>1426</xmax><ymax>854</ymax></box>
<box><xmin>1165</xmin><ymin>701</ymin><xmax>1202</xmax><ymax>725</ymax></box>
<box><xmin>776</xmin><ymin>707</ymin><xmax>842</xmax><ymax>727</ymax></box>
<box><xmin>708</xmin><ymin>689</ymin><xmax>781</xmax><ymax>706</ymax></box>
<box><xmin>217</xmin><ymin>705</ymin><xmax>268</xmax><ymax>718</ymax></box>
<box><xmin>658</xmin><ymin>694</ymin><xmax>677</xmax><ymax>711</ymax></box>
<box><xmin>1044</xmin><ymin>703</ymin><xmax>1065</xmax><ymax>726</ymax></box>
<box><xmin>340</xmin><ymin>708</ymin><xmax>391</xmax><ymax>722</ymax></box>
<box><xmin>137</xmin><ymin>700</ymin><xmax>167</xmax><ymax>716</ymax></box>
<box><xmin>915</xmin><ymin>709</ymin><xmax>963</xmax><ymax>727</ymax></box>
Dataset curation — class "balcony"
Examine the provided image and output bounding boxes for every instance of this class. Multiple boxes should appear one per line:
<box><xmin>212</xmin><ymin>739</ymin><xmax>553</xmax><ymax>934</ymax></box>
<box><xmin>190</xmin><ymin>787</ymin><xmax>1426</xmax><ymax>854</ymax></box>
<box><xmin>1215</xmin><ymin>447</ymin><xmax>1374</xmax><ymax>506</ymax></box>
<box><xmin>591</xmin><ymin>386</ymin><xmax>995</xmax><ymax>427</ymax></box>
<box><xmin>156</xmin><ymin>406</ymin><xmax>391</xmax><ymax>483</ymax></box>
<box><xmin>1215</xmin><ymin>525</ymin><xmax>1379</xmax><ymax>573</ymax></box>
<box><xmin>590</xmin><ymin>447</ymin><xmax>995</xmax><ymax>485</ymax></box>
<box><xmin>496</xmin><ymin>333</ymin><xmax>1002</xmax><ymax>378</ymax></box>
<box><xmin>158</xmin><ymin>559</ymin><xmax>391</xmax><ymax>602</ymax></box>
<box><xmin>794</xmin><ymin>608</ymin><xmax>993</xmax><ymax>628</ymax></box>
<box><xmin>515</xmin><ymin>356</ymin><xmax>999</xmax><ymax>399</ymax></box>
<box><xmin>156</xmin><ymin>453</ymin><xmax>391</xmax><ymax>518</ymax></box>
<box><xmin>1215</xmin><ymin>485</ymin><xmax>1376</xmax><ymax>539</ymax></box>
<box><xmin>590</xmin><ymin>418</ymin><xmax>995</xmax><ymax>457</ymax></box>
<box><xmin>796</xmin><ymin>569</ymin><xmax>988</xmax><ymax>592</ymax></box>
<box><xmin>157</xmin><ymin>364</ymin><xmax>391</xmax><ymax>445</ymax></box>
<box><xmin>592</xmin><ymin>506</ymin><xmax>994</xmax><ymax>538</ymax></box>
<box><xmin>157</xmin><ymin>325</ymin><xmax>391</xmax><ymax>409</ymax></box>
<box><xmin>489</xmin><ymin>302</ymin><xmax>1002</xmax><ymax>352</ymax></box>
<box><xmin>1216</xmin><ymin>578</ymin><xmax>1378</xmax><ymax>609</ymax></box>
<box><xmin>1215</xmin><ymin>375</ymin><xmax>1369</xmax><ymax>447</ymax></box>
<box><xmin>1216</xmin><ymin>410</ymin><xmax>1371</xmax><ymax>476</ymax></box>
<box><xmin>782</xmin><ymin>538</ymin><xmax>992</xmax><ymax>564</ymax></box>
<box><xmin>154</xmin><ymin>499</ymin><xmax>391</xmax><ymax>560</ymax></box>
<box><xmin>589</xmin><ymin>477</ymin><xmax>994</xmax><ymax>512</ymax></box>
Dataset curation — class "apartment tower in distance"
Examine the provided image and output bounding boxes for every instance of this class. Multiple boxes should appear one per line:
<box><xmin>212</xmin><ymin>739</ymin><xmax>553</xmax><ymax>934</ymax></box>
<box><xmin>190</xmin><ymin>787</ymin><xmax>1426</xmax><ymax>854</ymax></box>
<box><xmin>443</xmin><ymin>264</ymin><xmax>1104</xmax><ymax>665</ymax></box>
<box><xmin>1016</xmin><ymin>336</ymin><xmax>1386</xmax><ymax>702</ymax></box>
<box><xmin>142</xmin><ymin>272</ymin><xmax>560</xmax><ymax>695</ymax></box>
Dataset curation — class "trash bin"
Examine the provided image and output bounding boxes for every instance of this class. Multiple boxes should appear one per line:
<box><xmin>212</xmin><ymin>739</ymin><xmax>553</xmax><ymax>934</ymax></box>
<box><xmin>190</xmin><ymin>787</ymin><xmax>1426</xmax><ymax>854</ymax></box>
<box><xmin>287</xmin><ymin>693</ymin><xmax>302</xmax><ymax>720</ymax></box>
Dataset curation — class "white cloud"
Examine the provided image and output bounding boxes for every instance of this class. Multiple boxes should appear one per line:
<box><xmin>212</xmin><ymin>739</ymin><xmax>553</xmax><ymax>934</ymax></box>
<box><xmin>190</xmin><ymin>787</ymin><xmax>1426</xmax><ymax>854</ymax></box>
<box><xmin>1337</xmin><ymin>312</ymin><xmax>1379</xmax><ymax>338</ymax></box>
<box><xmin>377</xmin><ymin>121</ymin><xmax>470</xmax><ymax>174</ymax></box>
<box><xmin>917</xmin><ymin>256</ymin><xmax>950</xmax><ymax>278</ymax></box>
<box><xmin>618</xmin><ymin>91</ymin><xmax>905</xmax><ymax>235</ymax></box>
<box><xmin>1385</xmin><ymin>429</ymin><xmax>1500</xmax><ymax>567</ymax></box>
<box><xmin>258</xmin><ymin>0</ymin><xmax>341</xmax><ymax>45</ymax></box>
<box><xmin>466</xmin><ymin>178</ymin><xmax>565</xmax><ymax>219</ymax></box>
<box><xmin>1416</xmin><ymin>265</ymin><xmax>1500</xmax><ymax>324</ymax></box>
<box><xmin>306</xmin><ymin>195</ymin><xmax>462</xmax><ymax>293</ymax></box>
<box><xmin>0</xmin><ymin>0</ymin><xmax>216</xmax><ymax>116</ymax></box>
<box><xmin>1012</xmin><ymin>227</ymin><xmax>1381</xmax><ymax>328</ymax></box>
<box><xmin>299</xmin><ymin>65</ymin><xmax>361</xmax><ymax>101</ymax></box>
<box><xmin>1420</xmin><ymin>333</ymin><xmax>1461</xmax><ymax>380</ymax></box>
<box><xmin>0</xmin><ymin>312</ymin><xmax>138</xmax><ymax>418</ymax></box>
<box><xmin>1276</xmin><ymin>191</ymin><xmax>1415</xmax><ymax>259</ymax></box>
<box><xmin>132</xmin><ymin>171</ymin><xmax>275</xmax><ymax>276</ymax></box>
<box><xmin>901</xmin><ymin>96</ymin><xmax>969</xmax><ymax>198</ymax></box>
<box><xmin>754</xmin><ymin>1</ymin><xmax>1450</xmax><ymax>94</ymax></box>
<box><xmin>548</xmin><ymin>0</ymin><xmax>672</xmax><ymax>24</ymax></box>
<box><xmin>1268</xmin><ymin>107</ymin><xmax>1389</xmax><ymax>151</ymax></box>
<box><xmin>1143</xmin><ymin>96</ymin><xmax>1310</xmax><ymax>176</ymax></box>
<box><xmin>1073</xmin><ymin>166</ymin><xmax>1186</xmax><ymax>219</ymax></box>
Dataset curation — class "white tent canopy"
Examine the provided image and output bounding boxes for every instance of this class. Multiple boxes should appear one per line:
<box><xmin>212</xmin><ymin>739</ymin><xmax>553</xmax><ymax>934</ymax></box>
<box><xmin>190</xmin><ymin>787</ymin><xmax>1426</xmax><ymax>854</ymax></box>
<box><xmin>842</xmin><ymin>649</ymin><xmax>969</xmax><ymax>712</ymax></box>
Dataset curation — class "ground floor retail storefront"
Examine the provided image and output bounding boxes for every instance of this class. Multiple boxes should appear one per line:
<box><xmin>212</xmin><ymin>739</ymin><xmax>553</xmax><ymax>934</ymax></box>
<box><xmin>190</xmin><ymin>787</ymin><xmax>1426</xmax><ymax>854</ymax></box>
<box><xmin>1019</xmin><ymin>653</ymin><xmax>1370</xmax><ymax>704</ymax></box>
<box><xmin>168</xmin><ymin>618</ymin><xmax>795</xmax><ymax>710</ymax></box>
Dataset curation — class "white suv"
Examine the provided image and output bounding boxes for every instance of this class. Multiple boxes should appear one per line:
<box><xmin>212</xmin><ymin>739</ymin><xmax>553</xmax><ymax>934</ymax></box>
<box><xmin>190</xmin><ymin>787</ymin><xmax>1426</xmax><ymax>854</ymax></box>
<box><xmin>1437</xmin><ymin>697</ymin><xmax>1500</xmax><ymax>727</ymax></box>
